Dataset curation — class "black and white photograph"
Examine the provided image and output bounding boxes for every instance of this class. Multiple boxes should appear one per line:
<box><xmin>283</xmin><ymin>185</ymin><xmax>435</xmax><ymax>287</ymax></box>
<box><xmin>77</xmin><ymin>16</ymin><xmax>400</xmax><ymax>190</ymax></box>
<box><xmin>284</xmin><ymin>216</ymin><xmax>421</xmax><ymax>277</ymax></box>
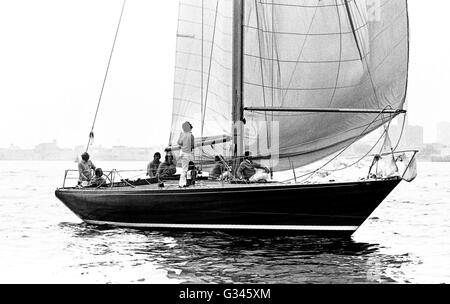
<box><xmin>0</xmin><ymin>0</ymin><xmax>449</xmax><ymax>287</ymax></box>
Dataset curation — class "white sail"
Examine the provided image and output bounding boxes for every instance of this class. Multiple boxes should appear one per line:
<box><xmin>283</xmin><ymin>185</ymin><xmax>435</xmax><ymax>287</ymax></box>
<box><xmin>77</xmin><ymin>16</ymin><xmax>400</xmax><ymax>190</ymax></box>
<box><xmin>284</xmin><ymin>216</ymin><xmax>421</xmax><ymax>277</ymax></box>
<box><xmin>243</xmin><ymin>0</ymin><xmax>409</xmax><ymax>170</ymax></box>
<box><xmin>170</xmin><ymin>0</ymin><xmax>234</xmax><ymax>160</ymax></box>
<box><xmin>170</xmin><ymin>0</ymin><xmax>409</xmax><ymax>171</ymax></box>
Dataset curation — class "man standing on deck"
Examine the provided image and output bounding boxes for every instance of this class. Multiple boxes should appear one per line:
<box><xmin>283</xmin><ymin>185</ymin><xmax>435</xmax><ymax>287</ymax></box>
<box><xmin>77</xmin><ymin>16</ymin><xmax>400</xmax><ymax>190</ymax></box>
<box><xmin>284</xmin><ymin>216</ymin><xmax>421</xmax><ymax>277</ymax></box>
<box><xmin>177</xmin><ymin>121</ymin><xmax>195</xmax><ymax>187</ymax></box>
<box><xmin>78</xmin><ymin>152</ymin><xmax>96</xmax><ymax>186</ymax></box>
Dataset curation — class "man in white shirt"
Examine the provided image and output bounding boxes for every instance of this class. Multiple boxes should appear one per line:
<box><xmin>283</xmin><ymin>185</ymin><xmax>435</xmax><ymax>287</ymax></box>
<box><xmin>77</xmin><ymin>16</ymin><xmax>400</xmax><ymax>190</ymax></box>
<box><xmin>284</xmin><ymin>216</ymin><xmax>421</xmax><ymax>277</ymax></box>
<box><xmin>177</xmin><ymin>121</ymin><xmax>195</xmax><ymax>187</ymax></box>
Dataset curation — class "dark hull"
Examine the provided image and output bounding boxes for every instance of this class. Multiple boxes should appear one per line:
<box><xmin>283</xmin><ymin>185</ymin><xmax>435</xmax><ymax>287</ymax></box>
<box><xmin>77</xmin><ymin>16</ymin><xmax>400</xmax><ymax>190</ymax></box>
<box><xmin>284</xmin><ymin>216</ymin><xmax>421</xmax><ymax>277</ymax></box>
<box><xmin>55</xmin><ymin>178</ymin><xmax>402</xmax><ymax>236</ymax></box>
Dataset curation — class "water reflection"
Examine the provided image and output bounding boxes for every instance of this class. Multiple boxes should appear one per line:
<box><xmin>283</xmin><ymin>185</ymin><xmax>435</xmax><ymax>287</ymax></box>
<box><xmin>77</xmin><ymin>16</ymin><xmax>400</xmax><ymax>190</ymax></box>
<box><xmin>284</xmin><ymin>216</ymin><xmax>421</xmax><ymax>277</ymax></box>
<box><xmin>58</xmin><ymin>222</ymin><xmax>416</xmax><ymax>283</ymax></box>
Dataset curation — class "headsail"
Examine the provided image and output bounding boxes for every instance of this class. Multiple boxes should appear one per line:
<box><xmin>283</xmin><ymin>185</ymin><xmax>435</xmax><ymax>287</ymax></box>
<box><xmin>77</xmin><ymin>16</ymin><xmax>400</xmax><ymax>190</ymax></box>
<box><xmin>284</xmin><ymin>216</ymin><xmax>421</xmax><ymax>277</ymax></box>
<box><xmin>242</xmin><ymin>0</ymin><xmax>409</xmax><ymax>170</ymax></box>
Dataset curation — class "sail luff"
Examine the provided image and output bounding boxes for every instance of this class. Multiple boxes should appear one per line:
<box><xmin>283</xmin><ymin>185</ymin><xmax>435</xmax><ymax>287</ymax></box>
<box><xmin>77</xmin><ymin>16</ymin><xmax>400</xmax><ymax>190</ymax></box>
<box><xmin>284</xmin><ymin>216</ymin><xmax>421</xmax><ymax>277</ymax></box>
<box><xmin>403</xmin><ymin>0</ymin><xmax>410</xmax><ymax>107</ymax></box>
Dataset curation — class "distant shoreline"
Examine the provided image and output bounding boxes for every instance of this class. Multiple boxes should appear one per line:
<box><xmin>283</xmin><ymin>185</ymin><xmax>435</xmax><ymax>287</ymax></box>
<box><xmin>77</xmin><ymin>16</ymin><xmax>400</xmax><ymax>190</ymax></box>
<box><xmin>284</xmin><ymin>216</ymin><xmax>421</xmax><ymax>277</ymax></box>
<box><xmin>0</xmin><ymin>159</ymin><xmax>151</xmax><ymax>162</ymax></box>
<box><xmin>0</xmin><ymin>143</ymin><xmax>165</xmax><ymax>163</ymax></box>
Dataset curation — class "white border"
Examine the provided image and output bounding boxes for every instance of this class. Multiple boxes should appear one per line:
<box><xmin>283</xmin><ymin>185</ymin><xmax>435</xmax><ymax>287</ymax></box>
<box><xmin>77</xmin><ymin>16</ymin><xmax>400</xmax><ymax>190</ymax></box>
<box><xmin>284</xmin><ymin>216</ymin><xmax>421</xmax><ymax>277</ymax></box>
<box><xmin>84</xmin><ymin>220</ymin><xmax>358</xmax><ymax>231</ymax></box>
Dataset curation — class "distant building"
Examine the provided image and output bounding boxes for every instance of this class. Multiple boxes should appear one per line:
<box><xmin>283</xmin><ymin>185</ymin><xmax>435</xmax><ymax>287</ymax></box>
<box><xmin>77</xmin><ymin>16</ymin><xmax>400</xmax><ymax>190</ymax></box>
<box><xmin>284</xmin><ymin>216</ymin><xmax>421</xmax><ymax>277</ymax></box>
<box><xmin>421</xmin><ymin>143</ymin><xmax>443</xmax><ymax>161</ymax></box>
<box><xmin>440</xmin><ymin>146</ymin><xmax>450</xmax><ymax>157</ymax></box>
<box><xmin>34</xmin><ymin>140</ymin><xmax>73</xmax><ymax>160</ymax></box>
<box><xmin>389</xmin><ymin>120</ymin><xmax>424</xmax><ymax>150</ymax></box>
<box><xmin>437</xmin><ymin>122</ymin><xmax>450</xmax><ymax>146</ymax></box>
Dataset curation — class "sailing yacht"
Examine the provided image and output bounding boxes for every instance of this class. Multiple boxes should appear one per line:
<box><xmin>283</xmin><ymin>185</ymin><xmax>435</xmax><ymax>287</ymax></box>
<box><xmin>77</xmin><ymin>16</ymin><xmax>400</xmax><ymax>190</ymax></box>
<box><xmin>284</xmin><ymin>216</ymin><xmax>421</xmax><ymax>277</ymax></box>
<box><xmin>55</xmin><ymin>0</ymin><xmax>417</xmax><ymax>236</ymax></box>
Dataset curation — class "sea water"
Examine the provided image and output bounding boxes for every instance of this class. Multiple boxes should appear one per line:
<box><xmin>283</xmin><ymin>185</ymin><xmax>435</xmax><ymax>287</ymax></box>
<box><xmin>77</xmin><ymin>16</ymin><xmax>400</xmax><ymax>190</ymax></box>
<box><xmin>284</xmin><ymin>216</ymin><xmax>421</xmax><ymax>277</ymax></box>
<box><xmin>0</xmin><ymin>160</ymin><xmax>449</xmax><ymax>284</ymax></box>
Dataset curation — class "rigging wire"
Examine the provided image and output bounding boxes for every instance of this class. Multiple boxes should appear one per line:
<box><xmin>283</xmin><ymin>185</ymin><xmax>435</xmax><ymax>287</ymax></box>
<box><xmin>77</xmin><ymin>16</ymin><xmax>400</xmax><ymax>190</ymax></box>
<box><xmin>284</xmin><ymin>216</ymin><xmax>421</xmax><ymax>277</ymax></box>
<box><xmin>343</xmin><ymin>0</ymin><xmax>364</xmax><ymax>61</ymax></box>
<box><xmin>200</xmin><ymin>0</ymin><xmax>219</xmax><ymax>171</ymax></box>
<box><xmin>86</xmin><ymin>0</ymin><xmax>127</xmax><ymax>152</ymax></box>
<box><xmin>202</xmin><ymin>0</ymin><xmax>220</xmax><ymax>133</ymax></box>
<box><xmin>253</xmin><ymin>1</ymin><xmax>274</xmax><ymax>163</ymax></box>
<box><xmin>279</xmin><ymin>105</ymin><xmax>396</xmax><ymax>184</ymax></box>
<box><xmin>254</xmin><ymin>1</ymin><xmax>269</xmax><ymax>127</ymax></box>
<box><xmin>393</xmin><ymin>113</ymin><xmax>407</xmax><ymax>151</ymax></box>
<box><xmin>294</xmin><ymin>123</ymin><xmax>390</xmax><ymax>184</ymax></box>
<box><xmin>327</xmin><ymin>0</ymin><xmax>343</xmax><ymax>108</ymax></box>
<box><xmin>325</xmin><ymin>116</ymin><xmax>397</xmax><ymax>175</ymax></box>
<box><xmin>279</xmin><ymin>0</ymin><xmax>320</xmax><ymax>106</ymax></box>
<box><xmin>312</xmin><ymin>0</ymin><xmax>344</xmax><ymax>143</ymax></box>
<box><xmin>351</xmin><ymin>0</ymin><xmax>382</xmax><ymax>109</ymax></box>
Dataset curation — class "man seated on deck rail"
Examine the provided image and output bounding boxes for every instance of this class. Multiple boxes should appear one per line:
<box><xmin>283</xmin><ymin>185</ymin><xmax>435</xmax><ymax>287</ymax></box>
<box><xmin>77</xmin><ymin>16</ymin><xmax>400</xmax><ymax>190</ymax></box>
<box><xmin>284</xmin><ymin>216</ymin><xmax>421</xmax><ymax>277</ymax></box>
<box><xmin>237</xmin><ymin>151</ymin><xmax>270</xmax><ymax>183</ymax></box>
<box><xmin>78</xmin><ymin>152</ymin><xmax>96</xmax><ymax>186</ymax></box>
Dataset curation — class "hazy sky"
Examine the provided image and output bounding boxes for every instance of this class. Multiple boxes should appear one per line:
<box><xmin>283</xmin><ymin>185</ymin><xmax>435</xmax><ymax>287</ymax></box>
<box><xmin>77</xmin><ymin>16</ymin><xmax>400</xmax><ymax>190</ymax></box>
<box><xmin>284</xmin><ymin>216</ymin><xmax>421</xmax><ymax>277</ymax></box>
<box><xmin>0</xmin><ymin>0</ymin><xmax>448</xmax><ymax>148</ymax></box>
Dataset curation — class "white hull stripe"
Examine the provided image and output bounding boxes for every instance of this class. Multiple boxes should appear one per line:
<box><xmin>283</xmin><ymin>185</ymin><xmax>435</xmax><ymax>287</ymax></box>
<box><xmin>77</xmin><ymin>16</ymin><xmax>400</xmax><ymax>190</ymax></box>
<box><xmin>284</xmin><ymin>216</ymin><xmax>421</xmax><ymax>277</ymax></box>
<box><xmin>84</xmin><ymin>220</ymin><xmax>358</xmax><ymax>231</ymax></box>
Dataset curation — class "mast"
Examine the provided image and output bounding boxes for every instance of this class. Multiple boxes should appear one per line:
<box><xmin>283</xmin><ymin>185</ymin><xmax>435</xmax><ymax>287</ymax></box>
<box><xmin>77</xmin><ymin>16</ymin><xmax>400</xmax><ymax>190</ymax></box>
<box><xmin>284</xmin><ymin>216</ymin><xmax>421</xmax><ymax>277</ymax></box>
<box><xmin>232</xmin><ymin>0</ymin><xmax>245</xmax><ymax>172</ymax></box>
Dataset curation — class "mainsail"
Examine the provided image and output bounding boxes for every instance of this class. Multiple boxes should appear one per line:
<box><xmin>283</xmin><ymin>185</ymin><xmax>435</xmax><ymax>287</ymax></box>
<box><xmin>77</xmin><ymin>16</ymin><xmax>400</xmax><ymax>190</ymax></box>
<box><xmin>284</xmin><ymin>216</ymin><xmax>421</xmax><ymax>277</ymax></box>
<box><xmin>170</xmin><ymin>0</ymin><xmax>409</xmax><ymax>171</ymax></box>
